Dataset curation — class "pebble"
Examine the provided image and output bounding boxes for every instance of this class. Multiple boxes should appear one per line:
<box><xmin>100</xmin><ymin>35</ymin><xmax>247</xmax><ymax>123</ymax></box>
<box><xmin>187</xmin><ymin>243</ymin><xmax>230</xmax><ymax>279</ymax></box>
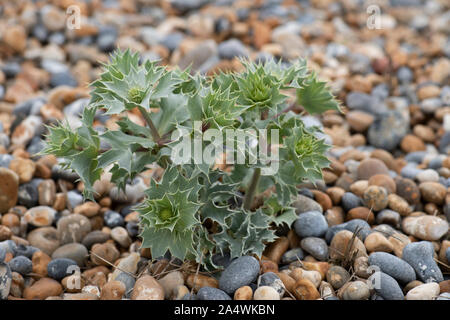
<box><xmin>51</xmin><ymin>243</ymin><xmax>88</xmax><ymax>267</ymax></box>
<box><xmin>364</xmin><ymin>232</ymin><xmax>394</xmax><ymax>253</ymax></box>
<box><xmin>81</xmin><ymin>231</ymin><xmax>110</xmax><ymax>249</ymax></box>
<box><xmin>8</xmin><ymin>256</ymin><xmax>32</xmax><ymax>276</ymax></box>
<box><xmin>292</xmin><ymin>195</ymin><xmax>323</xmax><ymax>214</ymax></box>
<box><xmin>57</xmin><ymin>214</ymin><xmax>92</xmax><ymax>244</ymax></box>
<box><xmin>110</xmin><ymin>227</ymin><xmax>132</xmax><ymax>248</ymax></box>
<box><xmin>341</xmin><ymin>281</ymin><xmax>370</xmax><ymax>300</ymax></box>
<box><xmin>24</xmin><ymin>206</ymin><xmax>56</xmax><ymax>227</ymax></box>
<box><xmin>419</xmin><ymin>182</ymin><xmax>446</xmax><ymax>205</ymax></box>
<box><xmin>329</xmin><ymin>230</ymin><xmax>367</xmax><ymax>261</ymax></box>
<box><xmin>234</xmin><ymin>286</ymin><xmax>253</xmax><ymax>300</ymax></box>
<box><xmin>104</xmin><ymin>210</ymin><xmax>125</xmax><ymax>228</ymax></box>
<box><xmin>370</xmin><ymin>271</ymin><xmax>404</xmax><ymax>300</ymax></box>
<box><xmin>293</xmin><ymin>278</ymin><xmax>320</xmax><ymax>300</ymax></box>
<box><xmin>219</xmin><ymin>256</ymin><xmax>260</xmax><ymax>295</ymax></box>
<box><xmin>197</xmin><ymin>287</ymin><xmax>232</xmax><ymax>300</ymax></box>
<box><xmin>253</xmin><ymin>286</ymin><xmax>280</xmax><ymax>300</ymax></box>
<box><xmin>416</xmin><ymin>169</ymin><xmax>440</xmax><ymax>182</ymax></box>
<box><xmin>368</xmin><ymin>252</ymin><xmax>416</xmax><ymax>284</ymax></box>
<box><xmin>402</xmin><ymin>241</ymin><xmax>444</xmax><ymax>283</ymax></box>
<box><xmin>363</xmin><ymin>186</ymin><xmax>389</xmax><ymax>211</ymax></box>
<box><xmin>300</xmin><ymin>237</ymin><xmax>329</xmax><ymax>261</ymax></box>
<box><xmin>27</xmin><ymin>227</ymin><xmax>60</xmax><ymax>256</ymax></box>
<box><xmin>258</xmin><ymin>272</ymin><xmax>284</xmax><ymax>297</ymax></box>
<box><xmin>23</xmin><ymin>277</ymin><xmax>62</xmax><ymax>300</ymax></box>
<box><xmin>100</xmin><ymin>281</ymin><xmax>126</xmax><ymax>300</ymax></box>
<box><xmin>131</xmin><ymin>275</ymin><xmax>164</xmax><ymax>300</ymax></box>
<box><xmin>402</xmin><ymin>215</ymin><xmax>449</xmax><ymax>241</ymax></box>
<box><xmin>326</xmin><ymin>265</ymin><xmax>351</xmax><ymax>290</ymax></box>
<box><xmin>0</xmin><ymin>263</ymin><xmax>12</xmax><ymax>299</ymax></box>
<box><xmin>406</xmin><ymin>282</ymin><xmax>440</xmax><ymax>300</ymax></box>
<box><xmin>341</xmin><ymin>192</ymin><xmax>364</xmax><ymax>212</ymax></box>
<box><xmin>110</xmin><ymin>253</ymin><xmax>140</xmax><ymax>281</ymax></box>
<box><xmin>281</xmin><ymin>248</ymin><xmax>305</xmax><ymax>264</ymax></box>
<box><xmin>0</xmin><ymin>168</ymin><xmax>19</xmax><ymax>213</ymax></box>
<box><xmin>47</xmin><ymin>258</ymin><xmax>78</xmax><ymax>281</ymax></box>
<box><xmin>357</xmin><ymin>159</ymin><xmax>390</xmax><ymax>180</ymax></box>
<box><xmin>294</xmin><ymin>211</ymin><xmax>329</xmax><ymax>238</ymax></box>
<box><xmin>368</xmin><ymin>111</ymin><xmax>409</xmax><ymax>151</ymax></box>
<box><xmin>158</xmin><ymin>271</ymin><xmax>184</xmax><ymax>299</ymax></box>
<box><xmin>218</xmin><ymin>39</ymin><xmax>248</xmax><ymax>59</ymax></box>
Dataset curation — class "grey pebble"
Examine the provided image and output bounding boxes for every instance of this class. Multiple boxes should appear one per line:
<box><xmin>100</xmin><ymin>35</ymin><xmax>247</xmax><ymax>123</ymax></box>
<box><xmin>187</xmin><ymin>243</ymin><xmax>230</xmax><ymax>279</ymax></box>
<box><xmin>402</xmin><ymin>241</ymin><xmax>444</xmax><ymax>283</ymax></box>
<box><xmin>219</xmin><ymin>256</ymin><xmax>260</xmax><ymax>295</ymax></box>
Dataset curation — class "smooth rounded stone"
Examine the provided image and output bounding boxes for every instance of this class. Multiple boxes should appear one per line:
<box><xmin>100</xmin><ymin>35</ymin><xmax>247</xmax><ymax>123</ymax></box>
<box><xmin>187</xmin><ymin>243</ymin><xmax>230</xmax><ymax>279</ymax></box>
<box><xmin>197</xmin><ymin>287</ymin><xmax>232</xmax><ymax>300</ymax></box>
<box><xmin>23</xmin><ymin>277</ymin><xmax>63</xmax><ymax>300</ymax></box>
<box><xmin>57</xmin><ymin>214</ymin><xmax>92</xmax><ymax>244</ymax></box>
<box><xmin>357</xmin><ymin>159</ymin><xmax>390</xmax><ymax>180</ymax></box>
<box><xmin>368</xmin><ymin>252</ymin><xmax>416</xmax><ymax>284</ymax></box>
<box><xmin>0</xmin><ymin>168</ymin><xmax>19</xmax><ymax>213</ymax></box>
<box><xmin>8</xmin><ymin>256</ymin><xmax>32</xmax><ymax>276</ymax></box>
<box><xmin>0</xmin><ymin>248</ymin><xmax>5</xmax><ymax>263</ymax></box>
<box><xmin>405</xmin><ymin>151</ymin><xmax>427</xmax><ymax>163</ymax></box>
<box><xmin>406</xmin><ymin>282</ymin><xmax>440</xmax><ymax>300</ymax></box>
<box><xmin>327</xmin><ymin>265</ymin><xmax>350</xmax><ymax>290</ymax></box>
<box><xmin>397</xmin><ymin>66</ymin><xmax>413</xmax><ymax>83</ymax></box>
<box><xmin>300</xmin><ymin>237</ymin><xmax>329</xmax><ymax>261</ymax></box>
<box><xmin>27</xmin><ymin>227</ymin><xmax>60</xmax><ymax>256</ymax></box>
<box><xmin>24</xmin><ymin>206</ymin><xmax>56</xmax><ymax>227</ymax></box>
<box><xmin>329</xmin><ymin>230</ymin><xmax>367</xmax><ymax>261</ymax></box>
<box><xmin>293</xmin><ymin>211</ymin><xmax>328</xmax><ymax>238</ymax></box>
<box><xmin>110</xmin><ymin>227</ymin><xmax>132</xmax><ymax>248</ymax></box>
<box><xmin>341</xmin><ymin>281</ymin><xmax>370</xmax><ymax>300</ymax></box>
<box><xmin>38</xmin><ymin>181</ymin><xmax>55</xmax><ymax>206</ymax></box>
<box><xmin>219</xmin><ymin>256</ymin><xmax>260</xmax><ymax>295</ymax></box>
<box><xmin>90</xmin><ymin>243</ymin><xmax>120</xmax><ymax>266</ymax></box>
<box><xmin>281</xmin><ymin>248</ymin><xmax>305</xmax><ymax>264</ymax></box>
<box><xmin>66</xmin><ymin>190</ymin><xmax>83</xmax><ymax>207</ymax></box>
<box><xmin>416</xmin><ymin>169</ymin><xmax>439</xmax><ymax>182</ymax></box>
<box><xmin>100</xmin><ymin>280</ymin><xmax>126</xmax><ymax>300</ymax></box>
<box><xmin>51</xmin><ymin>243</ymin><xmax>88</xmax><ymax>267</ymax></box>
<box><xmin>47</xmin><ymin>258</ymin><xmax>78</xmax><ymax>281</ymax></box>
<box><xmin>13</xmin><ymin>245</ymin><xmax>39</xmax><ymax>259</ymax></box>
<box><xmin>18</xmin><ymin>182</ymin><xmax>39</xmax><ymax>208</ymax></box>
<box><xmin>111</xmin><ymin>253</ymin><xmax>140</xmax><ymax>281</ymax></box>
<box><xmin>253</xmin><ymin>286</ymin><xmax>280</xmax><ymax>300</ymax></box>
<box><xmin>368</xmin><ymin>110</ymin><xmax>409</xmax><ymax>151</ymax></box>
<box><xmin>0</xmin><ymin>263</ymin><xmax>12</xmax><ymax>299</ymax></box>
<box><xmin>218</xmin><ymin>38</ymin><xmax>248</xmax><ymax>59</ymax></box>
<box><xmin>158</xmin><ymin>271</ymin><xmax>184</xmax><ymax>299</ymax></box>
<box><xmin>395</xmin><ymin>177</ymin><xmax>421</xmax><ymax>205</ymax></box>
<box><xmin>364</xmin><ymin>232</ymin><xmax>393</xmax><ymax>253</ymax></box>
<box><xmin>341</xmin><ymin>192</ymin><xmax>364</xmax><ymax>212</ymax></box>
<box><xmin>292</xmin><ymin>194</ymin><xmax>323</xmax><ymax>214</ymax></box>
<box><xmin>402</xmin><ymin>241</ymin><xmax>444</xmax><ymax>283</ymax></box>
<box><xmin>81</xmin><ymin>231</ymin><xmax>110</xmax><ymax>249</ymax></box>
<box><xmin>363</xmin><ymin>186</ymin><xmax>388</xmax><ymax>211</ymax></box>
<box><xmin>298</xmin><ymin>188</ymin><xmax>314</xmax><ymax>199</ymax></box>
<box><xmin>257</xmin><ymin>272</ymin><xmax>284</xmax><ymax>297</ymax></box>
<box><xmin>97</xmin><ymin>33</ymin><xmax>117</xmax><ymax>52</ymax></box>
<box><xmin>131</xmin><ymin>275</ymin><xmax>164</xmax><ymax>300</ymax></box>
<box><xmin>104</xmin><ymin>210</ymin><xmax>125</xmax><ymax>228</ymax></box>
<box><xmin>369</xmin><ymin>271</ymin><xmax>404</xmax><ymax>300</ymax></box>
<box><xmin>376</xmin><ymin>209</ymin><xmax>401</xmax><ymax>226</ymax></box>
<box><xmin>402</xmin><ymin>216</ymin><xmax>449</xmax><ymax>241</ymax></box>
<box><xmin>126</xmin><ymin>221</ymin><xmax>139</xmax><ymax>238</ymax></box>
<box><xmin>419</xmin><ymin>182</ymin><xmax>446</xmax><ymax>205</ymax></box>
<box><xmin>159</xmin><ymin>32</ymin><xmax>184</xmax><ymax>51</ymax></box>
<box><xmin>115</xmin><ymin>272</ymin><xmax>136</xmax><ymax>298</ymax></box>
<box><xmin>0</xmin><ymin>155</ymin><xmax>13</xmax><ymax>168</ymax></box>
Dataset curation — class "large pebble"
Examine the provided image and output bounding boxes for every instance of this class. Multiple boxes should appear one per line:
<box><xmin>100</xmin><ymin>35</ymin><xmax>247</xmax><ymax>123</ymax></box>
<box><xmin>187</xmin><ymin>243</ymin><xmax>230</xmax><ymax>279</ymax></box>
<box><xmin>8</xmin><ymin>256</ymin><xmax>32</xmax><ymax>276</ymax></box>
<box><xmin>158</xmin><ymin>271</ymin><xmax>184</xmax><ymax>299</ymax></box>
<box><xmin>402</xmin><ymin>241</ymin><xmax>444</xmax><ymax>283</ymax></box>
<box><xmin>131</xmin><ymin>275</ymin><xmax>164</xmax><ymax>300</ymax></box>
<box><xmin>300</xmin><ymin>237</ymin><xmax>328</xmax><ymax>261</ymax></box>
<box><xmin>406</xmin><ymin>282</ymin><xmax>440</xmax><ymax>300</ymax></box>
<box><xmin>27</xmin><ymin>227</ymin><xmax>60</xmax><ymax>256</ymax></box>
<box><xmin>368</xmin><ymin>252</ymin><xmax>416</xmax><ymax>284</ymax></box>
<box><xmin>293</xmin><ymin>211</ymin><xmax>328</xmax><ymax>238</ymax></box>
<box><xmin>369</xmin><ymin>271</ymin><xmax>404</xmax><ymax>300</ymax></box>
<box><xmin>23</xmin><ymin>277</ymin><xmax>62</xmax><ymax>300</ymax></box>
<box><xmin>357</xmin><ymin>158</ymin><xmax>389</xmax><ymax>180</ymax></box>
<box><xmin>0</xmin><ymin>168</ymin><xmax>19</xmax><ymax>213</ymax></box>
<box><xmin>51</xmin><ymin>243</ymin><xmax>88</xmax><ymax>267</ymax></box>
<box><xmin>219</xmin><ymin>256</ymin><xmax>260</xmax><ymax>295</ymax></box>
<box><xmin>419</xmin><ymin>182</ymin><xmax>446</xmax><ymax>205</ymax></box>
<box><xmin>402</xmin><ymin>215</ymin><xmax>449</xmax><ymax>241</ymax></box>
<box><xmin>292</xmin><ymin>194</ymin><xmax>323</xmax><ymax>214</ymax></box>
<box><xmin>341</xmin><ymin>281</ymin><xmax>370</xmax><ymax>300</ymax></box>
<box><xmin>363</xmin><ymin>186</ymin><xmax>388</xmax><ymax>211</ymax></box>
<box><xmin>253</xmin><ymin>286</ymin><xmax>280</xmax><ymax>300</ymax></box>
<box><xmin>57</xmin><ymin>214</ymin><xmax>92</xmax><ymax>244</ymax></box>
<box><xmin>0</xmin><ymin>263</ymin><xmax>12</xmax><ymax>299</ymax></box>
<box><xmin>47</xmin><ymin>258</ymin><xmax>78</xmax><ymax>281</ymax></box>
<box><xmin>24</xmin><ymin>206</ymin><xmax>56</xmax><ymax>227</ymax></box>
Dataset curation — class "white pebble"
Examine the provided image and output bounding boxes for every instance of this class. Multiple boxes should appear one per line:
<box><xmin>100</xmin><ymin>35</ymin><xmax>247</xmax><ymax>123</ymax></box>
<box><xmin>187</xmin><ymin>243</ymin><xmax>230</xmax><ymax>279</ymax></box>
<box><xmin>406</xmin><ymin>282</ymin><xmax>440</xmax><ymax>300</ymax></box>
<box><xmin>416</xmin><ymin>169</ymin><xmax>439</xmax><ymax>182</ymax></box>
<box><xmin>253</xmin><ymin>286</ymin><xmax>280</xmax><ymax>300</ymax></box>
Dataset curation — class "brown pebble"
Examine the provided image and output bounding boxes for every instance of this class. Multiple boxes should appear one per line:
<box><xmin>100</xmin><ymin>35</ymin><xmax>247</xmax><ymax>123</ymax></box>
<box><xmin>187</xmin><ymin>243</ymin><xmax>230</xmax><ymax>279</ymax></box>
<box><xmin>346</xmin><ymin>207</ymin><xmax>375</xmax><ymax>224</ymax></box>
<box><xmin>312</xmin><ymin>190</ymin><xmax>332</xmax><ymax>211</ymax></box>
<box><xmin>400</xmin><ymin>135</ymin><xmax>426</xmax><ymax>153</ymax></box>
<box><xmin>293</xmin><ymin>278</ymin><xmax>320</xmax><ymax>300</ymax></box>
<box><xmin>186</xmin><ymin>274</ymin><xmax>218</xmax><ymax>291</ymax></box>
<box><xmin>263</xmin><ymin>236</ymin><xmax>289</xmax><ymax>264</ymax></box>
<box><xmin>326</xmin><ymin>187</ymin><xmax>345</xmax><ymax>205</ymax></box>
<box><xmin>234</xmin><ymin>286</ymin><xmax>253</xmax><ymax>300</ymax></box>
<box><xmin>100</xmin><ymin>281</ymin><xmax>126</xmax><ymax>300</ymax></box>
<box><xmin>357</xmin><ymin>158</ymin><xmax>389</xmax><ymax>180</ymax></box>
<box><xmin>364</xmin><ymin>232</ymin><xmax>393</xmax><ymax>253</ymax></box>
<box><xmin>131</xmin><ymin>275</ymin><xmax>164</xmax><ymax>300</ymax></box>
<box><xmin>368</xmin><ymin>174</ymin><xmax>396</xmax><ymax>194</ymax></box>
<box><xmin>23</xmin><ymin>278</ymin><xmax>63</xmax><ymax>300</ymax></box>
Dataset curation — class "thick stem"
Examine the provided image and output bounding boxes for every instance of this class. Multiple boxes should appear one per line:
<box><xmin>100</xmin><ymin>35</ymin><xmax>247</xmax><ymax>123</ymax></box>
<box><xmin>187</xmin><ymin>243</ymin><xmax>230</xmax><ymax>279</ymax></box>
<box><xmin>243</xmin><ymin>167</ymin><xmax>261</xmax><ymax>211</ymax></box>
<box><xmin>138</xmin><ymin>105</ymin><xmax>162</xmax><ymax>145</ymax></box>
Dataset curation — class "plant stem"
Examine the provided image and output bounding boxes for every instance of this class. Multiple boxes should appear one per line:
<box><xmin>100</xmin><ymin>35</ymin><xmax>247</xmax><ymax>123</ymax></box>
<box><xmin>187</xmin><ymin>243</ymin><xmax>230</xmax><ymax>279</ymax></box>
<box><xmin>137</xmin><ymin>105</ymin><xmax>162</xmax><ymax>145</ymax></box>
<box><xmin>243</xmin><ymin>167</ymin><xmax>261</xmax><ymax>211</ymax></box>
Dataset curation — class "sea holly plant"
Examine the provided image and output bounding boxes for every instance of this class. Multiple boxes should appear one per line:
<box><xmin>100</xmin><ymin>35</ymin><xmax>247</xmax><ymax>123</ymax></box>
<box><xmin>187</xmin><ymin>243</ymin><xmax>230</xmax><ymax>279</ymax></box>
<box><xmin>42</xmin><ymin>49</ymin><xmax>340</xmax><ymax>270</ymax></box>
